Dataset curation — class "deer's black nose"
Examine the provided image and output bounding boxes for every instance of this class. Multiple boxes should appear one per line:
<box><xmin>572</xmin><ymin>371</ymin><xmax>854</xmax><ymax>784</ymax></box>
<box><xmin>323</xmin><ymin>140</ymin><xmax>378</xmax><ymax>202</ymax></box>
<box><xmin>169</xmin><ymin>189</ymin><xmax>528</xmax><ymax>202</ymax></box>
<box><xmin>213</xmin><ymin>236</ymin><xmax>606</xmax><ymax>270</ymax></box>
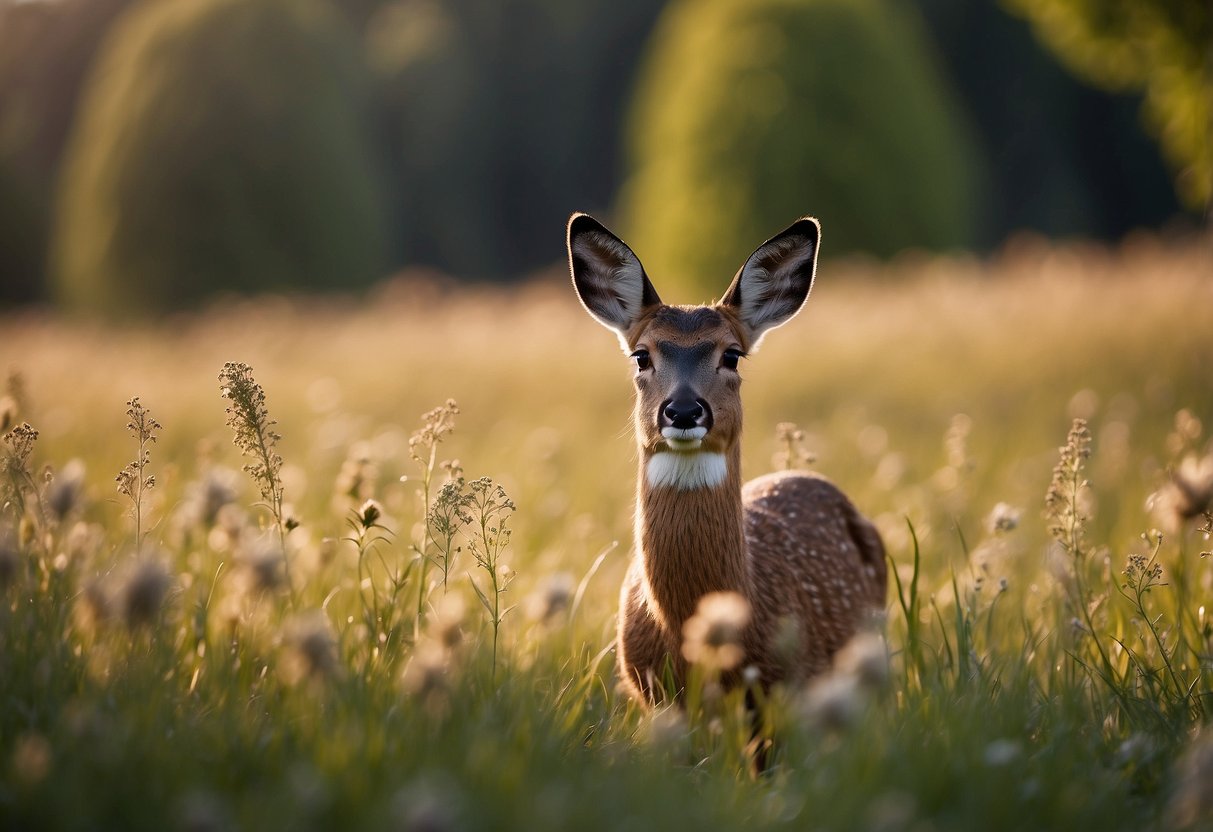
<box><xmin>662</xmin><ymin>399</ymin><xmax>705</xmax><ymax>430</ymax></box>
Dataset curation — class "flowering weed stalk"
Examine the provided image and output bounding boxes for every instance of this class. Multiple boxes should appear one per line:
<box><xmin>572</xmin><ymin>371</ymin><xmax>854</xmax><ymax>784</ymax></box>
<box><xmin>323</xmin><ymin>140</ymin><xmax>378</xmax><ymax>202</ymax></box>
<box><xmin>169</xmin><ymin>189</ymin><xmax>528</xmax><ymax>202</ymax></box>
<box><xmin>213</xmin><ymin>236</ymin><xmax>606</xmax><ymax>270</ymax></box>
<box><xmin>465</xmin><ymin>477</ymin><xmax>516</xmax><ymax>680</ymax></box>
<box><xmin>408</xmin><ymin>400</ymin><xmax>459</xmax><ymax>631</ymax></box>
<box><xmin>1118</xmin><ymin>532</ymin><xmax>1195</xmax><ymax>717</ymax></box>
<box><xmin>219</xmin><ymin>363</ymin><xmax>290</xmax><ymax>591</ymax></box>
<box><xmin>1045</xmin><ymin>419</ymin><xmax>1119</xmax><ymax>686</ymax></box>
<box><xmin>115</xmin><ymin>397</ymin><xmax>160</xmax><ymax>549</ymax></box>
<box><xmin>2</xmin><ymin>422</ymin><xmax>40</xmax><ymax>525</ymax></box>
<box><xmin>346</xmin><ymin>499</ymin><xmax>411</xmax><ymax>661</ymax></box>
<box><xmin>427</xmin><ymin>477</ymin><xmax>472</xmax><ymax>592</ymax></box>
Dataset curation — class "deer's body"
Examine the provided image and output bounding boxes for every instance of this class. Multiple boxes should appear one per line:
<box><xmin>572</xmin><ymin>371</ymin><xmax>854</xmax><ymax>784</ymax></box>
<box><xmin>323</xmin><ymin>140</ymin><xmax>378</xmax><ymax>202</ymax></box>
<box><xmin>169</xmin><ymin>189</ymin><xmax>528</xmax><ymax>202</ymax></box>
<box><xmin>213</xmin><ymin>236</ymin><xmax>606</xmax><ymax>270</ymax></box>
<box><xmin>567</xmin><ymin>213</ymin><xmax>886</xmax><ymax>705</ymax></box>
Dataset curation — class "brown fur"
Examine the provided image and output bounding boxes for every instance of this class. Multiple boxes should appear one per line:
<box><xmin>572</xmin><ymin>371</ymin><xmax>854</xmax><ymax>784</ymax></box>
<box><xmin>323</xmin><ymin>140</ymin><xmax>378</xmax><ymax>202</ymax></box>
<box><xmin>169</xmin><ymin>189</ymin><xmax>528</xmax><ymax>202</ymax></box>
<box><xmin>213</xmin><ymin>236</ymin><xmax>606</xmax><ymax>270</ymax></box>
<box><xmin>567</xmin><ymin>212</ymin><xmax>887</xmax><ymax>705</ymax></box>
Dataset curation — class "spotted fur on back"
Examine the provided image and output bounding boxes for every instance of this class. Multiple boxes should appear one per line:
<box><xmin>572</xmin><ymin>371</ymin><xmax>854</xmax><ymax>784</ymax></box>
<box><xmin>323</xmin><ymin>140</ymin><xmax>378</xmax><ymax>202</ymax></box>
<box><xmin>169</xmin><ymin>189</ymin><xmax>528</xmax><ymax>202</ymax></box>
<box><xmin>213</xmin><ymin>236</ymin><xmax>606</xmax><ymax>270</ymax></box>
<box><xmin>567</xmin><ymin>211</ymin><xmax>887</xmax><ymax>705</ymax></box>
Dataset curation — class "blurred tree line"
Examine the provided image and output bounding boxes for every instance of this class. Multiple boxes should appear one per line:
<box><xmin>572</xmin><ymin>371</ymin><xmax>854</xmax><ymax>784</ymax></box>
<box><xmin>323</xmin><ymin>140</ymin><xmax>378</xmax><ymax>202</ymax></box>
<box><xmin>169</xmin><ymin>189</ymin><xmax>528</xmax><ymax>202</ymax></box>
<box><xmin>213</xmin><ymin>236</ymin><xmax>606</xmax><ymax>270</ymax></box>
<box><xmin>0</xmin><ymin>0</ymin><xmax>1204</xmax><ymax>312</ymax></box>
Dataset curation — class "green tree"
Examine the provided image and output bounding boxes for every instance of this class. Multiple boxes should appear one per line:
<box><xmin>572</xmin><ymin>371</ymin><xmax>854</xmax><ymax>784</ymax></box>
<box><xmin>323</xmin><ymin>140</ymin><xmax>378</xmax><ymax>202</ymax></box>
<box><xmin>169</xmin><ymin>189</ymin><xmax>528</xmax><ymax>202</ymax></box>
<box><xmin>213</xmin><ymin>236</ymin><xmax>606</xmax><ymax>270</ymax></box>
<box><xmin>54</xmin><ymin>0</ymin><xmax>393</xmax><ymax>315</ymax></box>
<box><xmin>1007</xmin><ymin>0</ymin><xmax>1212</xmax><ymax>213</ymax></box>
<box><xmin>617</xmin><ymin>0</ymin><xmax>985</xmax><ymax>297</ymax></box>
<box><xmin>0</xmin><ymin>0</ymin><xmax>135</xmax><ymax>303</ymax></box>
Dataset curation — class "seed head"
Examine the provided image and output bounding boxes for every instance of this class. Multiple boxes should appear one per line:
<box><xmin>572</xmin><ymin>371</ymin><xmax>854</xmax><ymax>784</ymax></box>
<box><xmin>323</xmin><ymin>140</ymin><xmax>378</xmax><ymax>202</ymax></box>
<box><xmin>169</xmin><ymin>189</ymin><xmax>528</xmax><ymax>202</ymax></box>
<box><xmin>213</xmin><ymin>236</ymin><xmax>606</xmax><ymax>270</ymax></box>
<box><xmin>334</xmin><ymin>445</ymin><xmax>377</xmax><ymax>505</ymax></box>
<box><xmin>682</xmin><ymin>591</ymin><xmax>750</xmax><ymax>671</ymax></box>
<box><xmin>239</xmin><ymin>540</ymin><xmax>286</xmax><ymax>594</ymax></box>
<box><xmin>642</xmin><ymin>706</ymin><xmax>689</xmax><ymax>749</ymax></box>
<box><xmin>1150</xmin><ymin>454</ymin><xmax>1213</xmax><ymax>533</ymax></box>
<box><xmin>356</xmin><ymin>499</ymin><xmax>382</xmax><ymax>530</ymax></box>
<box><xmin>525</xmin><ymin>572</ymin><xmax>575</xmax><ymax>624</ymax></box>
<box><xmin>179</xmin><ymin>466</ymin><xmax>240</xmax><ymax>529</ymax></box>
<box><xmin>218</xmin><ymin>363</ymin><xmax>283</xmax><ymax>508</ymax></box>
<box><xmin>800</xmin><ymin>672</ymin><xmax>866</xmax><ymax>731</ymax></box>
<box><xmin>986</xmin><ymin>502</ymin><xmax>1021</xmax><ymax>535</ymax></box>
<box><xmin>119</xmin><ymin>559</ymin><xmax>172</xmax><ymax>628</ymax></box>
<box><xmin>279</xmin><ymin>611</ymin><xmax>340</xmax><ymax>686</ymax></box>
<box><xmin>74</xmin><ymin>578</ymin><xmax>113</xmax><ymax>636</ymax></box>
<box><xmin>401</xmin><ymin>641</ymin><xmax>449</xmax><ymax>700</ymax></box>
<box><xmin>833</xmin><ymin>632</ymin><xmax>890</xmax><ymax>690</ymax></box>
<box><xmin>427</xmin><ymin>594</ymin><xmax>467</xmax><ymax>650</ymax></box>
<box><xmin>47</xmin><ymin>459</ymin><xmax>87</xmax><ymax>522</ymax></box>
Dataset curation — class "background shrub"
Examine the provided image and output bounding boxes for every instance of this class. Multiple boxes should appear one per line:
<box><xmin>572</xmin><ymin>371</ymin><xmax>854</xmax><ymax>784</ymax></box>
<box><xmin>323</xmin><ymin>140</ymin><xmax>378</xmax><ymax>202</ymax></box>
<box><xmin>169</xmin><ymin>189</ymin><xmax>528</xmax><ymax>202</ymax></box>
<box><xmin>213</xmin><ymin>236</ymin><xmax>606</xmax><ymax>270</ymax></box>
<box><xmin>617</xmin><ymin>0</ymin><xmax>985</xmax><ymax>298</ymax></box>
<box><xmin>52</xmin><ymin>0</ymin><xmax>392</xmax><ymax>315</ymax></box>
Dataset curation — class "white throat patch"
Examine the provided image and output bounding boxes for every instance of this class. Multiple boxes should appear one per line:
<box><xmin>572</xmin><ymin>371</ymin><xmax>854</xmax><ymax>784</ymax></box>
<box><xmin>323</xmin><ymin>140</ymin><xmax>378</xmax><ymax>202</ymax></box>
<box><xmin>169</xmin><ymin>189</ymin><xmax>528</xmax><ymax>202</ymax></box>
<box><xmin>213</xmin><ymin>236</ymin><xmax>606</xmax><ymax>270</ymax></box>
<box><xmin>646</xmin><ymin>452</ymin><xmax>727</xmax><ymax>491</ymax></box>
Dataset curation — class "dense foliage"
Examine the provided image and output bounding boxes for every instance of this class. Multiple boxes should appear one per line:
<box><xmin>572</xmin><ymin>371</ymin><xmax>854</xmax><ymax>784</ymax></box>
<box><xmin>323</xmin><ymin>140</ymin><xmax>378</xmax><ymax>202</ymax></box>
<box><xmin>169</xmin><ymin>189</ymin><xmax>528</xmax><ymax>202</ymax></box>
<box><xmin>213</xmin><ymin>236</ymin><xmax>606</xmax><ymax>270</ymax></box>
<box><xmin>0</xmin><ymin>0</ymin><xmax>1200</xmax><ymax>310</ymax></box>
<box><xmin>52</xmin><ymin>0</ymin><xmax>390</xmax><ymax>314</ymax></box>
<box><xmin>617</xmin><ymin>0</ymin><xmax>982</xmax><ymax>296</ymax></box>
<box><xmin>1007</xmin><ymin>0</ymin><xmax>1212</xmax><ymax>209</ymax></box>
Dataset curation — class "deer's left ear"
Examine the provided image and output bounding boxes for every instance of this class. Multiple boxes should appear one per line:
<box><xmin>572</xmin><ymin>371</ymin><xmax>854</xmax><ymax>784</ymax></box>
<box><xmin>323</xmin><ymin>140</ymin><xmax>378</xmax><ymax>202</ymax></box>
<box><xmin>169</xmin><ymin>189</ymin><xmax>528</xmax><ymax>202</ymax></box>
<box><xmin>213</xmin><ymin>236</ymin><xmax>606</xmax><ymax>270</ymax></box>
<box><xmin>721</xmin><ymin>217</ymin><xmax>819</xmax><ymax>346</ymax></box>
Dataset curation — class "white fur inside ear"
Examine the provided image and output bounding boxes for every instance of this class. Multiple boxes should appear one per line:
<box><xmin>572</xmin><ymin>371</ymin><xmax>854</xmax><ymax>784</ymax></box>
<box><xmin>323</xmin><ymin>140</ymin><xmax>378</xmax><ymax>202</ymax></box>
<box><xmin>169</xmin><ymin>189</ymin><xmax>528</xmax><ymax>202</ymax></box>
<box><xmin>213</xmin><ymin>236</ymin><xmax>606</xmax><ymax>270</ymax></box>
<box><xmin>573</xmin><ymin>231</ymin><xmax>647</xmax><ymax>332</ymax></box>
<box><xmin>735</xmin><ymin>233</ymin><xmax>817</xmax><ymax>338</ymax></box>
<box><xmin>646</xmin><ymin>452</ymin><xmax>727</xmax><ymax>490</ymax></box>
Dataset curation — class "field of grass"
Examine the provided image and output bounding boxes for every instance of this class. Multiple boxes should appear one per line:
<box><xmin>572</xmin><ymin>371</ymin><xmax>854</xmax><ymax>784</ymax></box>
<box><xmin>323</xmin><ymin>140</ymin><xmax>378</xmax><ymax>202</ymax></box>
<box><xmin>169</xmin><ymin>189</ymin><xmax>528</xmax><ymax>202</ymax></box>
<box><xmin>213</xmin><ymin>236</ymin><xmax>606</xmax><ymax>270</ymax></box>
<box><xmin>2</xmin><ymin>235</ymin><xmax>1213</xmax><ymax>830</ymax></box>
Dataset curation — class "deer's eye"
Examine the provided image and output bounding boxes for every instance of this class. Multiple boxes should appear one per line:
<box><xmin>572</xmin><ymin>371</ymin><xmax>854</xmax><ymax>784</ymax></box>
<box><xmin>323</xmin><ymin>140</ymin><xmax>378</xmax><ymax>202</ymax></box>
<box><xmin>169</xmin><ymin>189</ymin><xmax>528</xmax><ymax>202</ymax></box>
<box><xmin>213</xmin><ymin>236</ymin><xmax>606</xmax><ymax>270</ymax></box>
<box><xmin>721</xmin><ymin>349</ymin><xmax>745</xmax><ymax>371</ymax></box>
<box><xmin>631</xmin><ymin>349</ymin><xmax>651</xmax><ymax>371</ymax></box>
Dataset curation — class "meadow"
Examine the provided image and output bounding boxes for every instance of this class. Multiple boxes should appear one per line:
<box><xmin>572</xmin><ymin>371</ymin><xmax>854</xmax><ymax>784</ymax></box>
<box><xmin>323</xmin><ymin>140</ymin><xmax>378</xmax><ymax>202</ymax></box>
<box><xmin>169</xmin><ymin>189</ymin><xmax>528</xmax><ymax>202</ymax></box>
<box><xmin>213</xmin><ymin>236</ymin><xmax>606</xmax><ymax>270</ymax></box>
<box><xmin>2</xmin><ymin>234</ymin><xmax>1213</xmax><ymax>830</ymax></box>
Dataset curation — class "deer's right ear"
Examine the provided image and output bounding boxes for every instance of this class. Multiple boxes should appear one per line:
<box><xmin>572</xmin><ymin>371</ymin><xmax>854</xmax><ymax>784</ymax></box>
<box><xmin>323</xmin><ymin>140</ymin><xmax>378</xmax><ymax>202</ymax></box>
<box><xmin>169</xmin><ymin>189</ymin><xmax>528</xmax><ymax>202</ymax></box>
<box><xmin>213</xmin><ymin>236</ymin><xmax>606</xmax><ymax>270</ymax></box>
<box><xmin>567</xmin><ymin>213</ymin><xmax>661</xmax><ymax>344</ymax></box>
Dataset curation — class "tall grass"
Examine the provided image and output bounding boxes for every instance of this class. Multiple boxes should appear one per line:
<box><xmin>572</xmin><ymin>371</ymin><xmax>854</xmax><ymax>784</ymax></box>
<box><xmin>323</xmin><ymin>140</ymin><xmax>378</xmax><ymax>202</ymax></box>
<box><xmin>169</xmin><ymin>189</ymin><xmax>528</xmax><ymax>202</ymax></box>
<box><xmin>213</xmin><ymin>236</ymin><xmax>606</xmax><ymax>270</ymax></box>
<box><xmin>1</xmin><ymin>236</ymin><xmax>1212</xmax><ymax>829</ymax></box>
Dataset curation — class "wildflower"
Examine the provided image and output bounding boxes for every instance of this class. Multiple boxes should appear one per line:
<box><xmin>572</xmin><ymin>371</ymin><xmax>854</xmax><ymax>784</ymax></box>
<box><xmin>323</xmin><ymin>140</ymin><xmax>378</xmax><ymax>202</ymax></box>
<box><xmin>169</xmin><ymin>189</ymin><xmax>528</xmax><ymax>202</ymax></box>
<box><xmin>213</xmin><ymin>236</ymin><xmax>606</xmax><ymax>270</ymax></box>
<box><xmin>983</xmin><ymin>738</ymin><xmax>1022</xmax><ymax>767</ymax></box>
<box><xmin>46</xmin><ymin>459</ymin><xmax>87</xmax><ymax>522</ymax></box>
<box><xmin>833</xmin><ymin>632</ymin><xmax>890</xmax><ymax>691</ymax></box>
<box><xmin>408</xmin><ymin>400</ymin><xmax>460</xmax><ymax>466</ymax></box>
<box><xmin>238</xmin><ymin>540</ymin><xmax>287</xmax><ymax>594</ymax></box>
<box><xmin>1045</xmin><ymin>418</ymin><xmax>1093</xmax><ymax>556</ymax></box>
<box><xmin>1166</xmin><ymin>729</ymin><xmax>1213</xmax><ymax>828</ymax></box>
<box><xmin>62</xmin><ymin>521</ymin><xmax>102</xmax><ymax>564</ymax></box>
<box><xmin>2</xmin><ymin>423</ymin><xmax>38</xmax><ymax>511</ymax></box>
<box><xmin>179</xmin><ymin>466</ymin><xmax>240</xmax><ymax>529</ymax></box>
<box><xmin>800</xmin><ymin>672</ymin><xmax>865</xmax><ymax>731</ymax></box>
<box><xmin>1124</xmin><ymin>551</ymin><xmax>1164</xmax><ymax>589</ymax></box>
<box><xmin>1150</xmin><ymin>453</ymin><xmax>1213</xmax><ymax>533</ymax></box>
<box><xmin>118</xmin><ymin>559</ymin><xmax>172</xmax><ymax>628</ymax></box>
<box><xmin>333</xmin><ymin>444</ymin><xmax>377</xmax><ymax>505</ymax></box>
<box><xmin>208</xmin><ymin>503</ymin><xmax>250</xmax><ymax>552</ymax></box>
<box><xmin>279</xmin><ymin>611</ymin><xmax>340</xmax><ymax>686</ymax></box>
<box><xmin>945</xmin><ymin>413</ymin><xmax>973</xmax><ymax>470</ymax></box>
<box><xmin>427</xmin><ymin>593</ymin><xmax>467</xmax><ymax>650</ymax></box>
<box><xmin>400</xmin><ymin>641</ymin><xmax>449</xmax><ymax>700</ymax></box>
<box><xmin>986</xmin><ymin>502</ymin><xmax>1021</xmax><ymax>534</ymax></box>
<box><xmin>218</xmin><ymin>363</ymin><xmax>285</xmax><ymax>525</ymax></box>
<box><xmin>73</xmin><ymin>578</ymin><xmax>112</xmax><ymax>636</ymax></box>
<box><xmin>356</xmin><ymin>498</ymin><xmax>383</xmax><ymax>530</ymax></box>
<box><xmin>774</xmin><ymin>422</ymin><xmax>815</xmax><ymax>470</ymax></box>
<box><xmin>525</xmin><ymin>571</ymin><xmax>575</xmax><ymax>624</ymax></box>
<box><xmin>682</xmin><ymin>591</ymin><xmax>751</xmax><ymax>672</ymax></box>
<box><xmin>643</xmin><ymin>706</ymin><xmax>689</xmax><ymax>749</ymax></box>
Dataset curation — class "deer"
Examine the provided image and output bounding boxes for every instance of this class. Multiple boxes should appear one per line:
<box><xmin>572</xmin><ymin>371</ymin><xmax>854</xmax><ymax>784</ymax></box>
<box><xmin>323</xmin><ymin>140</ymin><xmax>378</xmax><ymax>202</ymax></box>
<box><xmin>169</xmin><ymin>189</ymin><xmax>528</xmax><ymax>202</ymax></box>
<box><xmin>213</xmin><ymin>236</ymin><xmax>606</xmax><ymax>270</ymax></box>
<box><xmin>566</xmin><ymin>212</ymin><xmax>887</xmax><ymax>705</ymax></box>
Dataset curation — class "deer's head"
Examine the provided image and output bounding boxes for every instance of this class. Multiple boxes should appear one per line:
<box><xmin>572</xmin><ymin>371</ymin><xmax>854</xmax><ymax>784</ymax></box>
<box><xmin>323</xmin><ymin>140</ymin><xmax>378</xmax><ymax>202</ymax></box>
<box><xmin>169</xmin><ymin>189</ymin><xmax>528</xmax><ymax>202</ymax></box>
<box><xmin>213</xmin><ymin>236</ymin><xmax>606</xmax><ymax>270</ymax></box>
<box><xmin>567</xmin><ymin>214</ymin><xmax>819</xmax><ymax>487</ymax></box>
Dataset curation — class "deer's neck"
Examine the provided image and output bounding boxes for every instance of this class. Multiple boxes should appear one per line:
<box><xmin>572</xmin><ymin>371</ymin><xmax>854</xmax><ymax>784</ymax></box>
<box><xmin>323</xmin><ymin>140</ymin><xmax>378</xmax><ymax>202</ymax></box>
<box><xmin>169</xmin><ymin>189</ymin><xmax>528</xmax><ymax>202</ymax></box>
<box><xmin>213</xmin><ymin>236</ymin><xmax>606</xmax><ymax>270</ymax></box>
<box><xmin>635</xmin><ymin>443</ymin><xmax>750</xmax><ymax>632</ymax></box>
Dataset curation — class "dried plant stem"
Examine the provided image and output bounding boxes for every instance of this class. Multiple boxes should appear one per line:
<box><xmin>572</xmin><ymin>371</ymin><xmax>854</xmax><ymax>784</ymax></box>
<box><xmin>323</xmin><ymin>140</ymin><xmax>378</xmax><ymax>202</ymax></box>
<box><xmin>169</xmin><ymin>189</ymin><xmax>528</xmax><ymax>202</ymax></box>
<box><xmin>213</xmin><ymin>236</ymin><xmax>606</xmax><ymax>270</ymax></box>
<box><xmin>116</xmin><ymin>397</ymin><xmax>160</xmax><ymax>549</ymax></box>
<box><xmin>219</xmin><ymin>363</ymin><xmax>291</xmax><ymax>593</ymax></box>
